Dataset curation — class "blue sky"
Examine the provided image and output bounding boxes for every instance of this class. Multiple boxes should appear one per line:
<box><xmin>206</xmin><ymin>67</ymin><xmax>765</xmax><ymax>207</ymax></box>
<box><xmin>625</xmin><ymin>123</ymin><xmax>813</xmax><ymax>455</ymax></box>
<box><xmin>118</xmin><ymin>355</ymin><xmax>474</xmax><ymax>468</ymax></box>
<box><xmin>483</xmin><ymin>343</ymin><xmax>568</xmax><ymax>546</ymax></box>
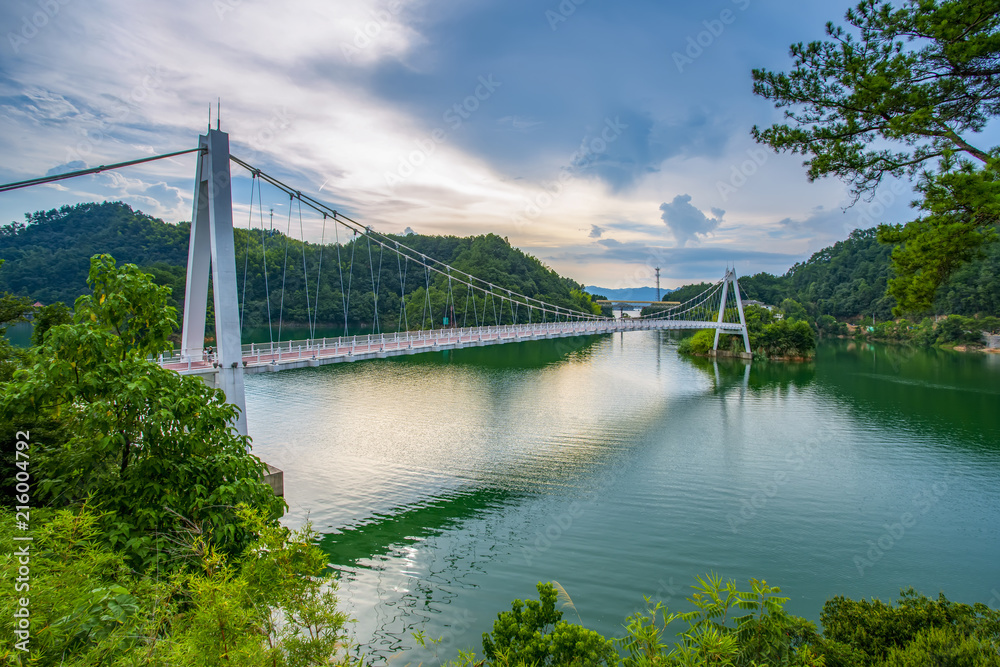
<box><xmin>0</xmin><ymin>0</ymin><xmax>925</xmax><ymax>287</ymax></box>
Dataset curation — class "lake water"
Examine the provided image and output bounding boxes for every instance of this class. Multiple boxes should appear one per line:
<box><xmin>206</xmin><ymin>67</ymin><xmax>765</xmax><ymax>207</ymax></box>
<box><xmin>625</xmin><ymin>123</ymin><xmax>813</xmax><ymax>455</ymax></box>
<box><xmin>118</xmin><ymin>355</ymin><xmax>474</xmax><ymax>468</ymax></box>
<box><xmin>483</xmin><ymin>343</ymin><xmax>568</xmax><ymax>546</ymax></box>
<box><xmin>244</xmin><ymin>332</ymin><xmax>1000</xmax><ymax>663</ymax></box>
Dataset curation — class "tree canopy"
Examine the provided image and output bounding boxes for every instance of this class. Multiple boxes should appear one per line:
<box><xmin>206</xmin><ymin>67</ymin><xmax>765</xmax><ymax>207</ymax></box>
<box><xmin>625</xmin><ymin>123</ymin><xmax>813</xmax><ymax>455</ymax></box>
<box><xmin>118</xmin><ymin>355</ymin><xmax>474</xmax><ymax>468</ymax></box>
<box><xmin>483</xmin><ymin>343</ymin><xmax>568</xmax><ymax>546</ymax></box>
<box><xmin>0</xmin><ymin>201</ymin><xmax>602</xmax><ymax>336</ymax></box>
<box><xmin>752</xmin><ymin>0</ymin><xmax>1000</xmax><ymax>314</ymax></box>
<box><xmin>2</xmin><ymin>255</ymin><xmax>284</xmax><ymax>570</ymax></box>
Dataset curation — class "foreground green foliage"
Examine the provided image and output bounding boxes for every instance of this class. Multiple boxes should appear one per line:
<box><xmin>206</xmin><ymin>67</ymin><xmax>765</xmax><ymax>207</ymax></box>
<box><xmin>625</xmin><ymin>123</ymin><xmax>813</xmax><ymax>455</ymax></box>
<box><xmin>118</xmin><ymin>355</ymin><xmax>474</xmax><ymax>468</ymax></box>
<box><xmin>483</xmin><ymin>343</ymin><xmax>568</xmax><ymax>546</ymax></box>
<box><xmin>6</xmin><ymin>508</ymin><xmax>998</xmax><ymax>666</ymax></box>
<box><xmin>818</xmin><ymin>589</ymin><xmax>1000</xmax><ymax>666</ymax></box>
<box><xmin>448</xmin><ymin>576</ymin><xmax>1000</xmax><ymax>667</ymax></box>
<box><xmin>2</xmin><ymin>256</ymin><xmax>284</xmax><ymax>571</ymax></box>
<box><xmin>751</xmin><ymin>0</ymin><xmax>1000</xmax><ymax>314</ymax></box>
<box><xmin>0</xmin><ymin>506</ymin><xmax>356</xmax><ymax>666</ymax></box>
<box><xmin>481</xmin><ymin>582</ymin><xmax>616</xmax><ymax>666</ymax></box>
<box><xmin>613</xmin><ymin>574</ymin><xmax>824</xmax><ymax>667</ymax></box>
<box><xmin>1</xmin><ymin>256</ymin><xmax>356</xmax><ymax>665</ymax></box>
<box><xmin>0</xmin><ymin>260</ymin><xmax>36</xmax><ymax>507</ymax></box>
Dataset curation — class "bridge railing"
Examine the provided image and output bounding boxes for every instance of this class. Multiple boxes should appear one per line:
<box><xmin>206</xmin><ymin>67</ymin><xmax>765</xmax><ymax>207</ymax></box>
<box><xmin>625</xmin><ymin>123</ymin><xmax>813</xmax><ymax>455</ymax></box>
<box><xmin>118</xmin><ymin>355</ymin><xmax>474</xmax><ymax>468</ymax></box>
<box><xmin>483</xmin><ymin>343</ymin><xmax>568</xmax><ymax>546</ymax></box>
<box><xmin>155</xmin><ymin>320</ymin><xmax>611</xmax><ymax>365</ymax></box>
<box><xmin>153</xmin><ymin>317</ymin><xmax>746</xmax><ymax>369</ymax></box>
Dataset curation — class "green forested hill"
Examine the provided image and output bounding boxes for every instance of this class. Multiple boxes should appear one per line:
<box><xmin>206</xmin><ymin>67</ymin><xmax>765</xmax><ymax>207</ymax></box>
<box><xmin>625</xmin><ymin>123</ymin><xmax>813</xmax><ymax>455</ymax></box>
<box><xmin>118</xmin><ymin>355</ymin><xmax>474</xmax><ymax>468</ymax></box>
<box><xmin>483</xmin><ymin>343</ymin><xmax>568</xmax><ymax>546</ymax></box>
<box><xmin>0</xmin><ymin>201</ymin><xmax>600</xmax><ymax>332</ymax></box>
<box><xmin>0</xmin><ymin>202</ymin><xmax>190</xmax><ymax>305</ymax></box>
<box><xmin>7</xmin><ymin>202</ymin><xmax>998</xmax><ymax>330</ymax></box>
<box><xmin>652</xmin><ymin>227</ymin><xmax>999</xmax><ymax>321</ymax></box>
<box><xmin>734</xmin><ymin>228</ymin><xmax>998</xmax><ymax>319</ymax></box>
<box><xmin>740</xmin><ymin>228</ymin><xmax>898</xmax><ymax>319</ymax></box>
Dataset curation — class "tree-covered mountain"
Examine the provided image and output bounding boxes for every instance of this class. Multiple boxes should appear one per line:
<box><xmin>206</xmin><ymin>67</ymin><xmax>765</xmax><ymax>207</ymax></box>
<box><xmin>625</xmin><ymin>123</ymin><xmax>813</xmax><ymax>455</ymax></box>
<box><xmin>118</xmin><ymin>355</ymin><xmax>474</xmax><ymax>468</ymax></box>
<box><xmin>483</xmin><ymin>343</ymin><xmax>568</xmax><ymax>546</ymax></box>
<box><xmin>0</xmin><ymin>202</ymin><xmax>190</xmax><ymax>305</ymax></box>
<box><xmin>669</xmin><ymin>228</ymin><xmax>1000</xmax><ymax>321</ymax></box>
<box><xmin>740</xmin><ymin>228</ymin><xmax>898</xmax><ymax>320</ymax></box>
<box><xmin>0</xmin><ymin>202</ymin><xmax>601</xmax><ymax>335</ymax></box>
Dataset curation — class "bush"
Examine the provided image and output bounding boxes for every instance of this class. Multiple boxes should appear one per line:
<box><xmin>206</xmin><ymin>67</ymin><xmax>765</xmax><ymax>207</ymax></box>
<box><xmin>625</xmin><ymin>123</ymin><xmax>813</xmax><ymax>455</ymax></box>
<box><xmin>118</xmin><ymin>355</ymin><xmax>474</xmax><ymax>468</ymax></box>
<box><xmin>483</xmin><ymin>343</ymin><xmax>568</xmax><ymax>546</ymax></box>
<box><xmin>481</xmin><ymin>582</ymin><xmax>616</xmax><ymax>666</ymax></box>
<box><xmin>818</xmin><ymin>588</ymin><xmax>1000</xmax><ymax>666</ymax></box>
<box><xmin>0</xmin><ymin>506</ymin><xmax>356</xmax><ymax>665</ymax></box>
<box><xmin>936</xmin><ymin>315</ymin><xmax>985</xmax><ymax>346</ymax></box>
<box><xmin>1</xmin><ymin>255</ymin><xmax>284</xmax><ymax>571</ymax></box>
<box><xmin>677</xmin><ymin>329</ymin><xmax>716</xmax><ymax>356</ymax></box>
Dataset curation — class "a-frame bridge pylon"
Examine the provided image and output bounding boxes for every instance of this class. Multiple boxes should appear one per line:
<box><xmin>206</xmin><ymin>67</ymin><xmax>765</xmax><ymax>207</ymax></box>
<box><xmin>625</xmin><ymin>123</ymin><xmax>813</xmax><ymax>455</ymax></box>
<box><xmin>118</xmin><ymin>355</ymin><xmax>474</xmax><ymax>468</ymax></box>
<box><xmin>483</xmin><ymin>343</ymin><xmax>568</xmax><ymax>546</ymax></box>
<box><xmin>180</xmin><ymin>129</ymin><xmax>248</xmax><ymax>435</ymax></box>
<box><xmin>712</xmin><ymin>267</ymin><xmax>751</xmax><ymax>356</ymax></box>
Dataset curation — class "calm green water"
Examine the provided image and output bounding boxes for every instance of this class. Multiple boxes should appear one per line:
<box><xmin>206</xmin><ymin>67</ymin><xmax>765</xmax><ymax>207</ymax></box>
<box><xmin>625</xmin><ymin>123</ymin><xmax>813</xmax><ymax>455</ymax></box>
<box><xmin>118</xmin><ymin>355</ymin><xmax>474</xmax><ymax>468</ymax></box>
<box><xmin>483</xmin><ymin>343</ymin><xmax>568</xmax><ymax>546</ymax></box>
<box><xmin>244</xmin><ymin>333</ymin><xmax>1000</xmax><ymax>663</ymax></box>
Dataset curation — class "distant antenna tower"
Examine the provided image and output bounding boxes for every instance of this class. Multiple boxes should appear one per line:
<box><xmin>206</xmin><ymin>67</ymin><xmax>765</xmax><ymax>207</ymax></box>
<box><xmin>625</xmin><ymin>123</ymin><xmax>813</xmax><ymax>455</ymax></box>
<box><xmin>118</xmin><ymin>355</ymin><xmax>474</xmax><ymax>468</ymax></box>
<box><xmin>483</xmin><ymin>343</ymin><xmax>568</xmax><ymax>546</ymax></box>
<box><xmin>655</xmin><ymin>267</ymin><xmax>661</xmax><ymax>301</ymax></box>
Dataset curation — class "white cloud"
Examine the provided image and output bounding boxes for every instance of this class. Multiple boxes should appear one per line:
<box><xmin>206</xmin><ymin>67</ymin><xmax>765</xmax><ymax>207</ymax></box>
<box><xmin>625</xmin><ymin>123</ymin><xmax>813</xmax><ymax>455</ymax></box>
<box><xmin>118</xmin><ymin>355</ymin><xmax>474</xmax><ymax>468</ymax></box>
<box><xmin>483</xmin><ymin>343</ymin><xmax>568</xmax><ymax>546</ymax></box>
<box><xmin>0</xmin><ymin>0</ymin><xmax>899</xmax><ymax>287</ymax></box>
<box><xmin>659</xmin><ymin>194</ymin><xmax>723</xmax><ymax>247</ymax></box>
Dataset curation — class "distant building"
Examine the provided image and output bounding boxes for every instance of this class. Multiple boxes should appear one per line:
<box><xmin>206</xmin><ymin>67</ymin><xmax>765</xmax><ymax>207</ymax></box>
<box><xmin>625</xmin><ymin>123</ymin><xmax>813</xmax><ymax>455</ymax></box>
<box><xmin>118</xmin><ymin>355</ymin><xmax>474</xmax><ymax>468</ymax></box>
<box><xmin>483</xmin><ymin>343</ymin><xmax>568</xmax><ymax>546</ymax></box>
<box><xmin>742</xmin><ymin>299</ymin><xmax>775</xmax><ymax>311</ymax></box>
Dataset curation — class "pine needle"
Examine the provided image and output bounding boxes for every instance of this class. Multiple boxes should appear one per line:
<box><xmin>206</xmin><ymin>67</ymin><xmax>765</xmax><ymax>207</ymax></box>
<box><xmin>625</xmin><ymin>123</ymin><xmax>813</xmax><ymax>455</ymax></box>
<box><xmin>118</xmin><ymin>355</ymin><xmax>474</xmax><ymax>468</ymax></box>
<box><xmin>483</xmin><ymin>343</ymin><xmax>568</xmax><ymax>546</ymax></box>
<box><xmin>552</xmin><ymin>580</ymin><xmax>582</xmax><ymax>624</ymax></box>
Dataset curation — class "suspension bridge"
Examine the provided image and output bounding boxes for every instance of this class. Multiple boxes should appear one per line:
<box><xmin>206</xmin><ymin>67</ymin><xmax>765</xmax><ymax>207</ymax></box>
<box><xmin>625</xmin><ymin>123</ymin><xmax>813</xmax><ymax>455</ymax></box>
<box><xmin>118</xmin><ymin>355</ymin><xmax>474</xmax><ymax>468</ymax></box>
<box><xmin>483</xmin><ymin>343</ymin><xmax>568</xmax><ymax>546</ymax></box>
<box><xmin>1</xmin><ymin>127</ymin><xmax>752</xmax><ymax>444</ymax></box>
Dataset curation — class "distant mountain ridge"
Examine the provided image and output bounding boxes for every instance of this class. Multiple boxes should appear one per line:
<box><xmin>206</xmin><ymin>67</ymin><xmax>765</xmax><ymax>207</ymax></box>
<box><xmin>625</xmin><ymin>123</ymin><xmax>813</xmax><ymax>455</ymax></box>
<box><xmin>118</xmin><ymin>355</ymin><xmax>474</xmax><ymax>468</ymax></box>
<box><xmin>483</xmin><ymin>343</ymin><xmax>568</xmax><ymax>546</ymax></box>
<box><xmin>585</xmin><ymin>286</ymin><xmax>673</xmax><ymax>301</ymax></box>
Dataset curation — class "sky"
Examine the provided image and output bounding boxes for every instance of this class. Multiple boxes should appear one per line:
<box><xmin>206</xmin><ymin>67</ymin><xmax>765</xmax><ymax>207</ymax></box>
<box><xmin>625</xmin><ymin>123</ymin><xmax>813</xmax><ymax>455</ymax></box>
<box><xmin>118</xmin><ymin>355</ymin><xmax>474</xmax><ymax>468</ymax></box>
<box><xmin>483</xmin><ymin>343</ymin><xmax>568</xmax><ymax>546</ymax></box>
<box><xmin>0</xmin><ymin>0</ymin><xmax>925</xmax><ymax>289</ymax></box>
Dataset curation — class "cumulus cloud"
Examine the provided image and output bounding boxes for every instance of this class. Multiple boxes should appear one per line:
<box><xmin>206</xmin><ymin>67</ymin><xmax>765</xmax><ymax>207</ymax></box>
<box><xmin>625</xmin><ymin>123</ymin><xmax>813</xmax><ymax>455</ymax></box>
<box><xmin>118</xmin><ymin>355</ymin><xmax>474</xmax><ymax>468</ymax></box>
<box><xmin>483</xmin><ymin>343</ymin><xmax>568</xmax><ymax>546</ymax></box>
<box><xmin>659</xmin><ymin>195</ymin><xmax>724</xmax><ymax>247</ymax></box>
<box><xmin>46</xmin><ymin>161</ymin><xmax>87</xmax><ymax>176</ymax></box>
<box><xmin>588</xmin><ymin>224</ymin><xmax>604</xmax><ymax>238</ymax></box>
<box><xmin>102</xmin><ymin>171</ymin><xmax>185</xmax><ymax>219</ymax></box>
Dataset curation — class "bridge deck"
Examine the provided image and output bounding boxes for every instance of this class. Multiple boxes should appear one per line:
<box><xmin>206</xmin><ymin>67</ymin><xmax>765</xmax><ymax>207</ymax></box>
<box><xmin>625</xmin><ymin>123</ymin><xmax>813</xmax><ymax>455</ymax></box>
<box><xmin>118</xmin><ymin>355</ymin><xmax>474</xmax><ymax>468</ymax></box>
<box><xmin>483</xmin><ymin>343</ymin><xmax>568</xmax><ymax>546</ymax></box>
<box><xmin>159</xmin><ymin>319</ymin><xmax>747</xmax><ymax>376</ymax></box>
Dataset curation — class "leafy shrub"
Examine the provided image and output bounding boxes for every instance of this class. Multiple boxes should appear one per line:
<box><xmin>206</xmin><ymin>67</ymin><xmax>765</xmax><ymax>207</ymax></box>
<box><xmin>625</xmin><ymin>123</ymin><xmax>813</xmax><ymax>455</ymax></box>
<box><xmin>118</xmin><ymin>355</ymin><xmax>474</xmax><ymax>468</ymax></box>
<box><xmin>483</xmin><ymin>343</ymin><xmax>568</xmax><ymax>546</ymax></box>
<box><xmin>677</xmin><ymin>329</ymin><xmax>716</xmax><ymax>356</ymax></box>
<box><xmin>0</xmin><ymin>505</ymin><xmax>356</xmax><ymax>666</ymax></box>
<box><xmin>936</xmin><ymin>315</ymin><xmax>985</xmax><ymax>345</ymax></box>
<box><xmin>481</xmin><ymin>582</ymin><xmax>616</xmax><ymax>666</ymax></box>
<box><xmin>818</xmin><ymin>588</ymin><xmax>1000</xmax><ymax>666</ymax></box>
<box><xmin>617</xmin><ymin>574</ymin><xmax>824</xmax><ymax>666</ymax></box>
<box><xmin>1</xmin><ymin>255</ymin><xmax>284</xmax><ymax>571</ymax></box>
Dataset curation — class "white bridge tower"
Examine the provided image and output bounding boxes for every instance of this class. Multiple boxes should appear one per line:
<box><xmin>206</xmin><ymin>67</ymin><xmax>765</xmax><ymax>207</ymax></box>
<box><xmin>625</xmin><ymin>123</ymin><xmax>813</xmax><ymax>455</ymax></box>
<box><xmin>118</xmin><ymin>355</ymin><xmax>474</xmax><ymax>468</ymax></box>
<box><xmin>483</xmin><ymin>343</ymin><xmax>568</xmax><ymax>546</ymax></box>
<box><xmin>712</xmin><ymin>268</ymin><xmax>752</xmax><ymax>356</ymax></box>
<box><xmin>180</xmin><ymin>129</ymin><xmax>248</xmax><ymax>435</ymax></box>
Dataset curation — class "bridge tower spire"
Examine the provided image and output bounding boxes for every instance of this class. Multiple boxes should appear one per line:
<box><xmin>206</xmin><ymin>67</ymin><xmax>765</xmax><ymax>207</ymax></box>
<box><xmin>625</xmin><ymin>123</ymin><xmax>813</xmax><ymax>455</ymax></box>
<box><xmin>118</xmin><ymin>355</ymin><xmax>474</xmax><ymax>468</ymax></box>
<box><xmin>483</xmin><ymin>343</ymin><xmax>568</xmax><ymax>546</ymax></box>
<box><xmin>180</xmin><ymin>129</ymin><xmax>248</xmax><ymax>435</ymax></box>
<box><xmin>712</xmin><ymin>267</ymin><xmax>751</xmax><ymax>356</ymax></box>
